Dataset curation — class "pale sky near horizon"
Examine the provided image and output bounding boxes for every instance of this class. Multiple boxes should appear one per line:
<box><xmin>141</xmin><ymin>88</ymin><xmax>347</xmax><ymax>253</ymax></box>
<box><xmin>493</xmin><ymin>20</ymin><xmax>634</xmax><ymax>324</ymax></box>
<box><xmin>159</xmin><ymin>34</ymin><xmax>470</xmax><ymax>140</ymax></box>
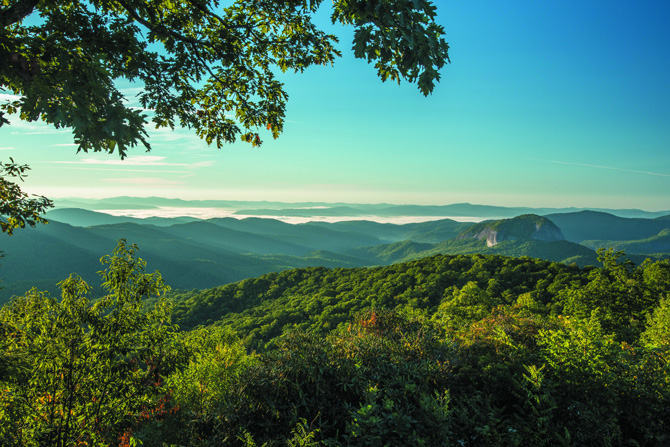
<box><xmin>2</xmin><ymin>0</ymin><xmax>669</xmax><ymax>210</ymax></box>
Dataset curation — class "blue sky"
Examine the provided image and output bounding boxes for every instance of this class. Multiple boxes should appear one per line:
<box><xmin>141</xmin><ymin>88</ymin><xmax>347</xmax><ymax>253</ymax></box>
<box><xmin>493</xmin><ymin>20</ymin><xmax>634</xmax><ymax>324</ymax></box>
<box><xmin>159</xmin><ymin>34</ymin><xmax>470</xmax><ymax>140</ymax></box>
<box><xmin>2</xmin><ymin>0</ymin><xmax>669</xmax><ymax>210</ymax></box>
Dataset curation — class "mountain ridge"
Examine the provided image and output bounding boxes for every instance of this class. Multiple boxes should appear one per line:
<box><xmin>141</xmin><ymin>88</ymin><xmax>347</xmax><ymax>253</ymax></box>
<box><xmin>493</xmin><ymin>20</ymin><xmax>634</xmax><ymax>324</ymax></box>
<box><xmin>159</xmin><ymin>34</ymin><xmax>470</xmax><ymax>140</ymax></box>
<box><xmin>48</xmin><ymin>199</ymin><xmax>670</xmax><ymax>220</ymax></box>
<box><xmin>3</xmin><ymin>209</ymin><xmax>669</xmax><ymax>305</ymax></box>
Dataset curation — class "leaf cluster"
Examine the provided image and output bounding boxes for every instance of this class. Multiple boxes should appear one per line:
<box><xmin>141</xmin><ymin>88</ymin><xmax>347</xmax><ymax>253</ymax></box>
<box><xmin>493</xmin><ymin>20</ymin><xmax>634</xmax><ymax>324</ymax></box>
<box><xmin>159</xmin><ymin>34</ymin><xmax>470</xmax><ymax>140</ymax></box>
<box><xmin>1</xmin><ymin>0</ymin><xmax>449</xmax><ymax>157</ymax></box>
<box><xmin>0</xmin><ymin>157</ymin><xmax>52</xmax><ymax>236</ymax></box>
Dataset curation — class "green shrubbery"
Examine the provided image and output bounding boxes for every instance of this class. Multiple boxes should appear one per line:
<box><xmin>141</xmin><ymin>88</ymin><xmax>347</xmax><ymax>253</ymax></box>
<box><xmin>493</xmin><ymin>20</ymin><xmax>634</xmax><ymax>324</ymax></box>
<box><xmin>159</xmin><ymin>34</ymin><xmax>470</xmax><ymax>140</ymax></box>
<box><xmin>1</xmin><ymin>242</ymin><xmax>669</xmax><ymax>445</ymax></box>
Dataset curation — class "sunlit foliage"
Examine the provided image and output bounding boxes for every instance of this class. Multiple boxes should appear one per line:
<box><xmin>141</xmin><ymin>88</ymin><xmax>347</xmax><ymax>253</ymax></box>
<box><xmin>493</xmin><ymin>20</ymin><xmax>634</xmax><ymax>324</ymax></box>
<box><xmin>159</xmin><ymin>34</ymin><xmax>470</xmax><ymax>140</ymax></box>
<box><xmin>1</xmin><ymin>247</ymin><xmax>669</xmax><ymax>445</ymax></box>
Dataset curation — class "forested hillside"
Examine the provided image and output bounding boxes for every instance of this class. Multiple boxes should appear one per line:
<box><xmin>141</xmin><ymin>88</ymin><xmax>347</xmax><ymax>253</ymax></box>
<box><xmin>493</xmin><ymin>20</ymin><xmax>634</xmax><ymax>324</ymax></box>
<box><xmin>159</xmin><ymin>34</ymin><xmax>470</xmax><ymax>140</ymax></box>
<box><xmin>171</xmin><ymin>253</ymin><xmax>590</xmax><ymax>348</ymax></box>
<box><xmin>582</xmin><ymin>229</ymin><xmax>670</xmax><ymax>255</ymax></box>
<box><xmin>4</xmin><ymin>210</ymin><xmax>670</xmax><ymax>305</ymax></box>
<box><xmin>2</xmin><ymin>242</ymin><xmax>668</xmax><ymax>446</ymax></box>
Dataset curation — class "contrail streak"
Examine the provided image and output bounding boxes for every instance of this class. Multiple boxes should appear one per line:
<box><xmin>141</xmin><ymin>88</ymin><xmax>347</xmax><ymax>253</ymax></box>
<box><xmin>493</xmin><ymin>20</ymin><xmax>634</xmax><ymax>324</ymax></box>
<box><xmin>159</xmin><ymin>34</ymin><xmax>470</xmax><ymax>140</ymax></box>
<box><xmin>527</xmin><ymin>158</ymin><xmax>670</xmax><ymax>177</ymax></box>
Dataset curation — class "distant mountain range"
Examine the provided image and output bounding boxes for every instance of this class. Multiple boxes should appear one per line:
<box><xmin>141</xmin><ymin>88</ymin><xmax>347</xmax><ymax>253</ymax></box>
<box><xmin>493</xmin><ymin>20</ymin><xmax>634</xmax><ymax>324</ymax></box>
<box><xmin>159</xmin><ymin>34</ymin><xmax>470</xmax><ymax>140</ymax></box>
<box><xmin>234</xmin><ymin>203</ymin><xmax>670</xmax><ymax>219</ymax></box>
<box><xmin>1</xmin><ymin>206</ymin><xmax>669</xmax><ymax>304</ymax></box>
<box><xmin>50</xmin><ymin>197</ymin><xmax>670</xmax><ymax>219</ymax></box>
<box><xmin>43</xmin><ymin>208</ymin><xmax>201</xmax><ymax>227</ymax></box>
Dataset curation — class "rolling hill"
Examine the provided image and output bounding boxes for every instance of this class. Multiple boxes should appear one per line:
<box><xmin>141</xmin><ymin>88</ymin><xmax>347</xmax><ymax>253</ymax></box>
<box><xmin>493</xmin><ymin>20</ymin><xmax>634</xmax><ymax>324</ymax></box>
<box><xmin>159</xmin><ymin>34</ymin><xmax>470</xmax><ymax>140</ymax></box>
<box><xmin>544</xmin><ymin>211</ymin><xmax>670</xmax><ymax>243</ymax></box>
<box><xmin>3</xmin><ymin>210</ymin><xmax>669</xmax><ymax>305</ymax></box>
<box><xmin>0</xmin><ymin>220</ymin><xmax>373</xmax><ymax>304</ymax></box>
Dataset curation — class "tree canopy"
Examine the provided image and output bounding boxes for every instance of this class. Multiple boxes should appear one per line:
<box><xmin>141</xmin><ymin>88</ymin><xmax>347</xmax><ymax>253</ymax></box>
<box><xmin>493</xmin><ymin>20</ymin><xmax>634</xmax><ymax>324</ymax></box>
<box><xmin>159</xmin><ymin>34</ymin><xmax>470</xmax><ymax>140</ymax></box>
<box><xmin>1</xmin><ymin>0</ymin><xmax>450</xmax><ymax>158</ymax></box>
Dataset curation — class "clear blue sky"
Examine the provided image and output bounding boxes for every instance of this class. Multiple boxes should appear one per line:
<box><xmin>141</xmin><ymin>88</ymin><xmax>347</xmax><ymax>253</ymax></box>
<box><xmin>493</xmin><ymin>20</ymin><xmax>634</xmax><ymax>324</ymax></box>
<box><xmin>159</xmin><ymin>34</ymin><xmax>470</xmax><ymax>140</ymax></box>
<box><xmin>3</xmin><ymin>0</ymin><xmax>669</xmax><ymax>210</ymax></box>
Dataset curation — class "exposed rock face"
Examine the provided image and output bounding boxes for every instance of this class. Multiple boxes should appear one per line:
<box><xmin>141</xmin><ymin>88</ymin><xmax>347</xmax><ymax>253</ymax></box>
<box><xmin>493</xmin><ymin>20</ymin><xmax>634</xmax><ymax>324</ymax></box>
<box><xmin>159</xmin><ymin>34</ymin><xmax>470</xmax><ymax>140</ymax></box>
<box><xmin>457</xmin><ymin>215</ymin><xmax>565</xmax><ymax>247</ymax></box>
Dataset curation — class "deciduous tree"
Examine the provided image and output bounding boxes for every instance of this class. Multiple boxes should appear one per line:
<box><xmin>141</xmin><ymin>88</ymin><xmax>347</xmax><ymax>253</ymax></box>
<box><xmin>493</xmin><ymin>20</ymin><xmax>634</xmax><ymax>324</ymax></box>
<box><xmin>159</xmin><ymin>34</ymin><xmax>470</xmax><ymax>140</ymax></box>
<box><xmin>0</xmin><ymin>240</ymin><xmax>180</xmax><ymax>447</ymax></box>
<box><xmin>1</xmin><ymin>0</ymin><xmax>450</xmax><ymax>158</ymax></box>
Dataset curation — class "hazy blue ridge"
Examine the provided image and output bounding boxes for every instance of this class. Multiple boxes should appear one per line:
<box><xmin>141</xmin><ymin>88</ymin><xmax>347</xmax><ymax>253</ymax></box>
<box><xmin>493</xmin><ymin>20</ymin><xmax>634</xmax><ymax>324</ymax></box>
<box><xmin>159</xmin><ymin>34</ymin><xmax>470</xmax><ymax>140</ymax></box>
<box><xmin>158</xmin><ymin>220</ymin><xmax>314</xmax><ymax>255</ymax></box>
<box><xmin>3</xmin><ymin>210</ymin><xmax>669</xmax><ymax>306</ymax></box>
<box><xmin>0</xmin><ymin>220</ymin><xmax>375</xmax><ymax>304</ymax></box>
<box><xmin>546</xmin><ymin>211</ymin><xmax>670</xmax><ymax>243</ymax></box>
<box><xmin>206</xmin><ymin>218</ymin><xmax>383</xmax><ymax>252</ymax></box>
<box><xmin>309</xmin><ymin>219</ymin><xmax>473</xmax><ymax>243</ymax></box>
<box><xmin>44</xmin><ymin>208</ymin><xmax>200</xmax><ymax>227</ymax></box>
<box><xmin>232</xmin><ymin>203</ymin><xmax>670</xmax><ymax>219</ymax></box>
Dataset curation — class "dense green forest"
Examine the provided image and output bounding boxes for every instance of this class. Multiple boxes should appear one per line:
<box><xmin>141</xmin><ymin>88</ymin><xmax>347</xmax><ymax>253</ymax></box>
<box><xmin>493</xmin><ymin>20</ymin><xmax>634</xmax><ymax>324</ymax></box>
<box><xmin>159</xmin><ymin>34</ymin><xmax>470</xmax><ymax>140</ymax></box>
<box><xmin>1</xmin><ymin>241</ymin><xmax>669</xmax><ymax>446</ymax></box>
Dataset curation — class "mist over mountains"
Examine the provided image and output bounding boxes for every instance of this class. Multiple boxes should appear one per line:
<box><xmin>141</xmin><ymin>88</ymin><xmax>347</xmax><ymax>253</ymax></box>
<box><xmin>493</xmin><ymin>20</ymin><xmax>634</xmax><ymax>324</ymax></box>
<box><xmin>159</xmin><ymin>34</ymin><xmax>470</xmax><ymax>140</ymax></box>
<box><xmin>1</xmin><ymin>199</ymin><xmax>669</xmax><ymax>303</ymax></box>
<box><xmin>51</xmin><ymin>197</ymin><xmax>670</xmax><ymax>220</ymax></box>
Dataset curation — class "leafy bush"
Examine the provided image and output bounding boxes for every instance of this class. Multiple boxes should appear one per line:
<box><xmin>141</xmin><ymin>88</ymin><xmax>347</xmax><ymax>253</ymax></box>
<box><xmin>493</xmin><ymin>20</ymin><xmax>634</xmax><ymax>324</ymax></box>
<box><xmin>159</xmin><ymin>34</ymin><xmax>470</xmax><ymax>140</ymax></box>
<box><xmin>0</xmin><ymin>241</ymin><xmax>181</xmax><ymax>447</ymax></box>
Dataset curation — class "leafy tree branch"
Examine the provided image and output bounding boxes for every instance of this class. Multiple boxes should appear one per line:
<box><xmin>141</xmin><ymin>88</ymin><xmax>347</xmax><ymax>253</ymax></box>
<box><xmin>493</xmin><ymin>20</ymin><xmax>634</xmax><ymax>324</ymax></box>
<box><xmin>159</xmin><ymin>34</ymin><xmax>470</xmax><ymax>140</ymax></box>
<box><xmin>0</xmin><ymin>0</ymin><xmax>449</xmax><ymax>158</ymax></box>
<box><xmin>0</xmin><ymin>158</ymin><xmax>52</xmax><ymax>236</ymax></box>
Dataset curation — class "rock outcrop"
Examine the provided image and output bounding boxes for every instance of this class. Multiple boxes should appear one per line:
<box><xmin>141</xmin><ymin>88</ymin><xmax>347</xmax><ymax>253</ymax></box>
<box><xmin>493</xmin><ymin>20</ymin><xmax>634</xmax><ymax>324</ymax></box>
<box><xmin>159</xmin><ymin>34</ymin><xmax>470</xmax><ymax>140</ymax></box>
<box><xmin>457</xmin><ymin>214</ymin><xmax>564</xmax><ymax>247</ymax></box>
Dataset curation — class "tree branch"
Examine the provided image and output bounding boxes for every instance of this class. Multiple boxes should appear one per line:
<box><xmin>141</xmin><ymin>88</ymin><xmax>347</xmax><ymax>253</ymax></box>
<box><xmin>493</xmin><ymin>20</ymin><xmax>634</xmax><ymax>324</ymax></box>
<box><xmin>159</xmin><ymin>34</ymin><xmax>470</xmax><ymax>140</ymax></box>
<box><xmin>186</xmin><ymin>0</ymin><xmax>226</xmax><ymax>28</ymax></box>
<box><xmin>114</xmin><ymin>0</ymin><xmax>209</xmax><ymax>47</ymax></box>
<box><xmin>0</xmin><ymin>0</ymin><xmax>39</xmax><ymax>28</ymax></box>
